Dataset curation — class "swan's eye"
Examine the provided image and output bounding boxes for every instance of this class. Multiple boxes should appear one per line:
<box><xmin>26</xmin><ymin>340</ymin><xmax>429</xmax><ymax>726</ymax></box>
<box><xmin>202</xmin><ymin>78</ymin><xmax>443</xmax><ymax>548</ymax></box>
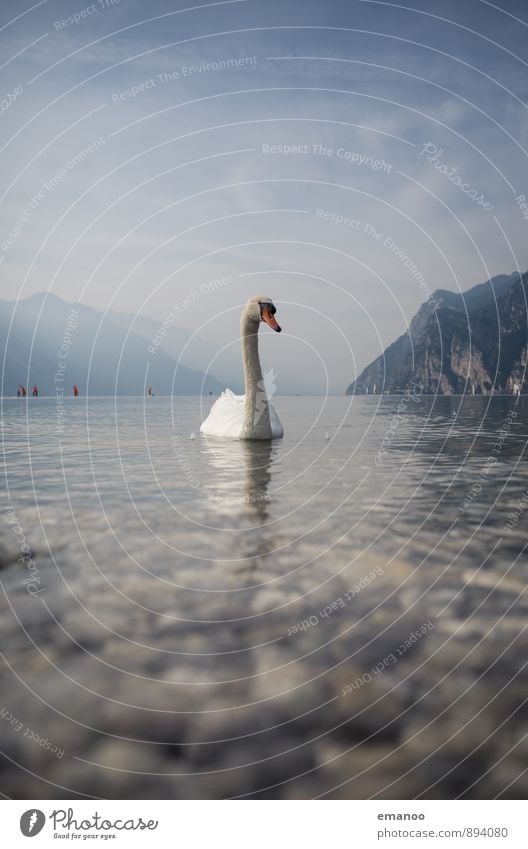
<box><xmin>260</xmin><ymin>302</ymin><xmax>276</xmax><ymax>315</ymax></box>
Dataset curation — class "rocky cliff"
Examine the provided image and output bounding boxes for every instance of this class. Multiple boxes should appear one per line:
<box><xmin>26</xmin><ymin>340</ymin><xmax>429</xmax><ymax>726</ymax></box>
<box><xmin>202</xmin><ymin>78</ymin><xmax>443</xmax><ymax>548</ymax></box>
<box><xmin>346</xmin><ymin>271</ymin><xmax>527</xmax><ymax>395</ymax></box>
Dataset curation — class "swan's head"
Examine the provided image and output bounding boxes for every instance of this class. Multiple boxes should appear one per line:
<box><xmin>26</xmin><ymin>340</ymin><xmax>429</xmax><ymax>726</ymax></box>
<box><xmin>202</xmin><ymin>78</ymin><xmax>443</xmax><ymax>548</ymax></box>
<box><xmin>245</xmin><ymin>295</ymin><xmax>281</xmax><ymax>332</ymax></box>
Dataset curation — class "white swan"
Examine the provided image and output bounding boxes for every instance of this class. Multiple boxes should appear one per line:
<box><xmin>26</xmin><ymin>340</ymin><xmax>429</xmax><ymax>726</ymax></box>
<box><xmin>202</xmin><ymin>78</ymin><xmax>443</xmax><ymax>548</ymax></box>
<box><xmin>200</xmin><ymin>295</ymin><xmax>284</xmax><ymax>439</ymax></box>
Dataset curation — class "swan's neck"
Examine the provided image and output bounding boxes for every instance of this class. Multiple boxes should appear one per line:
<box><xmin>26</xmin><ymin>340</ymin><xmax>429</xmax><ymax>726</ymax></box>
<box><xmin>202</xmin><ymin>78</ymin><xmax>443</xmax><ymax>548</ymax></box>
<box><xmin>240</xmin><ymin>310</ymin><xmax>272</xmax><ymax>439</ymax></box>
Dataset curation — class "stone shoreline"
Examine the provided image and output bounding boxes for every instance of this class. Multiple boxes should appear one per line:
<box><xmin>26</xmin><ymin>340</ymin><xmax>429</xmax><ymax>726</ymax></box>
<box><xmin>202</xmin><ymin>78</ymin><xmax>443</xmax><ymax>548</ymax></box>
<box><xmin>1</xmin><ymin>513</ymin><xmax>527</xmax><ymax>799</ymax></box>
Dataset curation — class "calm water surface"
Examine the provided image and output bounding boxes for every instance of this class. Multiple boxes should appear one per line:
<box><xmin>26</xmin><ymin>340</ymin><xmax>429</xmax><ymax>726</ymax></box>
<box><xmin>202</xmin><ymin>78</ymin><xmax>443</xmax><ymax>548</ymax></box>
<box><xmin>1</xmin><ymin>394</ymin><xmax>528</xmax><ymax>799</ymax></box>
<box><xmin>1</xmin><ymin>394</ymin><xmax>527</xmax><ymax>574</ymax></box>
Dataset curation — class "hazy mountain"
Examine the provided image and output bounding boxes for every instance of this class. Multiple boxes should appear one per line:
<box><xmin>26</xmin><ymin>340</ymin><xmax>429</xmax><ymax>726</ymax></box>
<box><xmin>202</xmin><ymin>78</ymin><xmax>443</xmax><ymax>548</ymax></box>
<box><xmin>346</xmin><ymin>271</ymin><xmax>527</xmax><ymax>395</ymax></box>
<box><xmin>0</xmin><ymin>293</ymin><xmax>223</xmax><ymax>396</ymax></box>
<box><xmin>107</xmin><ymin>309</ymin><xmax>313</xmax><ymax>396</ymax></box>
<box><xmin>107</xmin><ymin>308</ymin><xmax>243</xmax><ymax>394</ymax></box>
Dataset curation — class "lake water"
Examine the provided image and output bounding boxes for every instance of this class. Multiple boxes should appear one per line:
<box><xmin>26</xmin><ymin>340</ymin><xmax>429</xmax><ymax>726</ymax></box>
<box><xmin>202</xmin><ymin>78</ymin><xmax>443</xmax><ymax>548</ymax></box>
<box><xmin>1</xmin><ymin>395</ymin><xmax>527</xmax><ymax>799</ymax></box>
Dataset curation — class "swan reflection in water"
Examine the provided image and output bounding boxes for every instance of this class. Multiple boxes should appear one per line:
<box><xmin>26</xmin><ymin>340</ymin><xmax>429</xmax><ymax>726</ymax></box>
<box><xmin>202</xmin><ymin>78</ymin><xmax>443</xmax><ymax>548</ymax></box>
<box><xmin>240</xmin><ymin>440</ymin><xmax>274</xmax><ymax>522</ymax></box>
<box><xmin>198</xmin><ymin>438</ymin><xmax>277</xmax><ymax>570</ymax></box>
<box><xmin>200</xmin><ymin>437</ymin><xmax>275</xmax><ymax>523</ymax></box>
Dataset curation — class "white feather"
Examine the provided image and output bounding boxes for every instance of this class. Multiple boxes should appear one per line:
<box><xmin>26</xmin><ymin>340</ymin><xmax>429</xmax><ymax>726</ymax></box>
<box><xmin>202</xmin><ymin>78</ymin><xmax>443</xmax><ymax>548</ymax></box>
<box><xmin>200</xmin><ymin>389</ymin><xmax>283</xmax><ymax>439</ymax></box>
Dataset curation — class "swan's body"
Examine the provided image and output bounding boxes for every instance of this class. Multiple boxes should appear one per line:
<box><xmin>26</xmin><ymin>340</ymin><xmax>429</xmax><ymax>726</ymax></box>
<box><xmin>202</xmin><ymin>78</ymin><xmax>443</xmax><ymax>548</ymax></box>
<box><xmin>200</xmin><ymin>296</ymin><xmax>284</xmax><ymax>440</ymax></box>
<box><xmin>200</xmin><ymin>388</ymin><xmax>284</xmax><ymax>439</ymax></box>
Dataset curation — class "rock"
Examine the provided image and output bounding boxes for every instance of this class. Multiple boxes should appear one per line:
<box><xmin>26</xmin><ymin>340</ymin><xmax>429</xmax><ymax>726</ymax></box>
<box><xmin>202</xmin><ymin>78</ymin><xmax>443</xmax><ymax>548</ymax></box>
<box><xmin>347</xmin><ymin>270</ymin><xmax>528</xmax><ymax>395</ymax></box>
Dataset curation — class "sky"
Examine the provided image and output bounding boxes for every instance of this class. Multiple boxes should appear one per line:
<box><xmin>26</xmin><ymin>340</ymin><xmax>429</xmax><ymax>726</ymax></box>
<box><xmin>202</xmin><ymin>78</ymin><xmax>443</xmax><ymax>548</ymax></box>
<box><xmin>1</xmin><ymin>0</ymin><xmax>528</xmax><ymax>393</ymax></box>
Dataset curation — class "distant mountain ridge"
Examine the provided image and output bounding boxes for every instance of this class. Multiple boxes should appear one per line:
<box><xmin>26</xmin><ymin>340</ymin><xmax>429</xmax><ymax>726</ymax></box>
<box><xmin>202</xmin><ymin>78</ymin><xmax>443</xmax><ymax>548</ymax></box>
<box><xmin>346</xmin><ymin>271</ymin><xmax>527</xmax><ymax>395</ymax></box>
<box><xmin>107</xmin><ymin>308</ymin><xmax>243</xmax><ymax>394</ymax></box>
<box><xmin>0</xmin><ymin>293</ymin><xmax>223</xmax><ymax>396</ymax></box>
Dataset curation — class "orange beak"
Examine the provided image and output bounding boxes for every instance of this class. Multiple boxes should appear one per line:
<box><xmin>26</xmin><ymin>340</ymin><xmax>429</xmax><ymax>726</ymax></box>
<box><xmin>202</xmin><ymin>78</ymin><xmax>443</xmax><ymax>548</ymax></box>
<box><xmin>262</xmin><ymin>306</ymin><xmax>281</xmax><ymax>332</ymax></box>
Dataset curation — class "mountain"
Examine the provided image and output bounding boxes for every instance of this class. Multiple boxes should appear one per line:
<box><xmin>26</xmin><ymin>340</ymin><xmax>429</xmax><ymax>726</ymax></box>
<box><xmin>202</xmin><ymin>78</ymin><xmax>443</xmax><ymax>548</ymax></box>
<box><xmin>0</xmin><ymin>293</ymin><xmax>223</xmax><ymax>396</ymax></box>
<box><xmin>346</xmin><ymin>271</ymin><xmax>527</xmax><ymax>395</ymax></box>
<box><xmin>107</xmin><ymin>308</ymin><xmax>243</xmax><ymax>394</ymax></box>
